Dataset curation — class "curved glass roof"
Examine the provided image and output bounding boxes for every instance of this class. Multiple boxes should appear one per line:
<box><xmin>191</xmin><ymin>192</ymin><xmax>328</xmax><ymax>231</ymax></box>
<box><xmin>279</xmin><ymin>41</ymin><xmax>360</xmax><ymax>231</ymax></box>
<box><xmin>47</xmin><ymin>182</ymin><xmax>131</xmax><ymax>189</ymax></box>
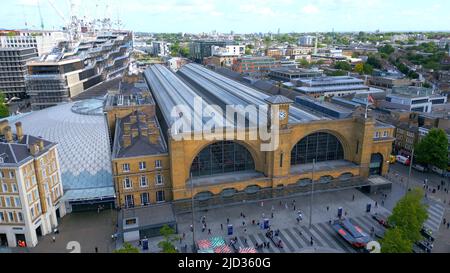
<box><xmin>11</xmin><ymin>102</ymin><xmax>113</xmax><ymax>202</ymax></box>
<box><xmin>71</xmin><ymin>98</ymin><xmax>105</xmax><ymax>116</ymax></box>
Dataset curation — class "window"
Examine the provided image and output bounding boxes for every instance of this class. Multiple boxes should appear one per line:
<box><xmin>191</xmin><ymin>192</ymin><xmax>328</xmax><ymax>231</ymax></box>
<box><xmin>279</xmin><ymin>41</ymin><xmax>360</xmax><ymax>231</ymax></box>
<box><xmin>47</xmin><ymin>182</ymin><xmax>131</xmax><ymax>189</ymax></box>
<box><xmin>34</xmin><ymin>189</ymin><xmax>39</xmax><ymax>200</ymax></box>
<box><xmin>26</xmin><ymin>179</ymin><xmax>30</xmax><ymax>189</ymax></box>
<box><xmin>8</xmin><ymin>212</ymin><xmax>14</xmax><ymax>222</ymax></box>
<box><xmin>5</xmin><ymin>197</ymin><xmax>11</xmax><ymax>207</ymax></box>
<box><xmin>44</xmin><ymin>183</ymin><xmax>49</xmax><ymax>193</ymax></box>
<box><xmin>140</xmin><ymin>192</ymin><xmax>149</xmax><ymax>205</ymax></box>
<box><xmin>37</xmin><ymin>202</ymin><xmax>42</xmax><ymax>214</ymax></box>
<box><xmin>12</xmin><ymin>183</ymin><xmax>17</xmax><ymax>192</ymax></box>
<box><xmin>0</xmin><ymin>171</ymin><xmax>3</xmax><ymax>178</ymax></box>
<box><xmin>139</xmin><ymin>162</ymin><xmax>146</xmax><ymax>171</ymax></box>
<box><xmin>14</xmin><ymin>197</ymin><xmax>21</xmax><ymax>207</ymax></box>
<box><xmin>383</xmin><ymin>131</ymin><xmax>388</xmax><ymax>137</ymax></box>
<box><xmin>52</xmin><ymin>161</ymin><xmax>56</xmax><ymax>171</ymax></box>
<box><xmin>42</xmin><ymin>169</ymin><xmax>46</xmax><ymax>178</ymax></box>
<box><xmin>155</xmin><ymin>160</ymin><xmax>162</xmax><ymax>169</ymax></box>
<box><xmin>280</xmin><ymin>153</ymin><xmax>283</xmax><ymax>168</ymax></box>
<box><xmin>1</xmin><ymin>183</ymin><xmax>7</xmax><ymax>193</ymax></box>
<box><xmin>31</xmin><ymin>176</ymin><xmax>36</xmax><ymax>185</ymax></box>
<box><xmin>155</xmin><ymin>174</ymin><xmax>163</xmax><ymax>185</ymax></box>
<box><xmin>9</xmin><ymin>171</ymin><xmax>14</xmax><ymax>178</ymax></box>
<box><xmin>30</xmin><ymin>207</ymin><xmax>35</xmax><ymax>218</ymax></box>
<box><xmin>0</xmin><ymin>212</ymin><xmax>4</xmax><ymax>222</ymax></box>
<box><xmin>291</xmin><ymin>132</ymin><xmax>344</xmax><ymax>165</ymax></box>
<box><xmin>156</xmin><ymin>190</ymin><xmax>165</xmax><ymax>203</ymax></box>
<box><xmin>125</xmin><ymin>195</ymin><xmax>134</xmax><ymax>208</ymax></box>
<box><xmin>18</xmin><ymin>212</ymin><xmax>23</xmax><ymax>222</ymax></box>
<box><xmin>27</xmin><ymin>193</ymin><xmax>33</xmax><ymax>204</ymax></box>
<box><xmin>122</xmin><ymin>164</ymin><xmax>130</xmax><ymax>172</ymax></box>
<box><xmin>140</xmin><ymin>176</ymin><xmax>148</xmax><ymax>187</ymax></box>
<box><xmin>123</xmin><ymin>177</ymin><xmax>132</xmax><ymax>189</ymax></box>
<box><xmin>374</xmin><ymin>131</ymin><xmax>380</xmax><ymax>138</ymax></box>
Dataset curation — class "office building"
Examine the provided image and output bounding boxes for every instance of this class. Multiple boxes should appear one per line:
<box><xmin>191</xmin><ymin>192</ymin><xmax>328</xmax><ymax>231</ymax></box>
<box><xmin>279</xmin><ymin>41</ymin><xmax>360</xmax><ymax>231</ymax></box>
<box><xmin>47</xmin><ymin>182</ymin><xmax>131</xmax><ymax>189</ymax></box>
<box><xmin>232</xmin><ymin>56</ymin><xmax>280</xmax><ymax>76</ymax></box>
<box><xmin>152</xmin><ymin>41</ymin><xmax>171</xmax><ymax>57</ymax></box>
<box><xmin>0</xmin><ymin>47</ymin><xmax>38</xmax><ymax>100</ymax></box>
<box><xmin>381</xmin><ymin>86</ymin><xmax>447</xmax><ymax>113</ymax></box>
<box><xmin>298</xmin><ymin>35</ymin><xmax>315</xmax><ymax>46</ymax></box>
<box><xmin>189</xmin><ymin>40</ymin><xmax>229</xmax><ymax>63</ymax></box>
<box><xmin>269</xmin><ymin>67</ymin><xmax>324</xmax><ymax>82</ymax></box>
<box><xmin>0</xmin><ymin>30</ymin><xmax>68</xmax><ymax>56</ymax></box>
<box><xmin>293</xmin><ymin>76</ymin><xmax>370</xmax><ymax>98</ymax></box>
<box><xmin>26</xmin><ymin>32</ymin><xmax>132</xmax><ymax>110</ymax></box>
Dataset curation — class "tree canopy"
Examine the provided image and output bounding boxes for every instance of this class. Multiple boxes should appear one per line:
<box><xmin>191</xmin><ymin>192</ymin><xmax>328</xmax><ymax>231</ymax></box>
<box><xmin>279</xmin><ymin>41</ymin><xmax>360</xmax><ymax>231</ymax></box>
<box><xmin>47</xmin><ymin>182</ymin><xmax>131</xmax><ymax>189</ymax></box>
<box><xmin>381</xmin><ymin>188</ymin><xmax>428</xmax><ymax>253</ymax></box>
<box><xmin>158</xmin><ymin>225</ymin><xmax>179</xmax><ymax>253</ymax></box>
<box><xmin>0</xmin><ymin>93</ymin><xmax>9</xmax><ymax>118</ymax></box>
<box><xmin>334</xmin><ymin>61</ymin><xmax>352</xmax><ymax>71</ymax></box>
<box><xmin>414</xmin><ymin>128</ymin><xmax>448</xmax><ymax>170</ymax></box>
<box><xmin>114</xmin><ymin>242</ymin><xmax>140</xmax><ymax>253</ymax></box>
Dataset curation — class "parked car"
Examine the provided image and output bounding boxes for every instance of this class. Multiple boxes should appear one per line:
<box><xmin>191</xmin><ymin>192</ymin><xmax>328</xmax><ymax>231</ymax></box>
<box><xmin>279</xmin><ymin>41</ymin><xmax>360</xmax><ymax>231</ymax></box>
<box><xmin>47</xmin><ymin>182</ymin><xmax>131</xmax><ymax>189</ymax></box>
<box><xmin>412</xmin><ymin>164</ymin><xmax>427</xmax><ymax>172</ymax></box>
<box><xmin>396</xmin><ymin>155</ymin><xmax>411</xmax><ymax>166</ymax></box>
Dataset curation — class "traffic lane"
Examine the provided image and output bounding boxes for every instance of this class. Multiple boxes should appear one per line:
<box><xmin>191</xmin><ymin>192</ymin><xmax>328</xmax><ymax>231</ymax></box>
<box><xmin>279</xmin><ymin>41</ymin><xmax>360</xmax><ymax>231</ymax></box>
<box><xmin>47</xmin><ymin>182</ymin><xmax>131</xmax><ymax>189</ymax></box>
<box><xmin>389</xmin><ymin>163</ymin><xmax>449</xmax><ymax>187</ymax></box>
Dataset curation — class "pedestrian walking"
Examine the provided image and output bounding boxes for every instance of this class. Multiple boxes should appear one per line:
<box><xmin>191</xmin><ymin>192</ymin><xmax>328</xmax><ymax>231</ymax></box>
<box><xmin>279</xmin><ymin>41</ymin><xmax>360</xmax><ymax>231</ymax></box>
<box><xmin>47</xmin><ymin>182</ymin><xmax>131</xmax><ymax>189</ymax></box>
<box><xmin>242</xmin><ymin>221</ymin><xmax>246</xmax><ymax>226</ymax></box>
<box><xmin>221</xmin><ymin>224</ymin><xmax>223</xmax><ymax>230</ymax></box>
<box><xmin>285</xmin><ymin>203</ymin><xmax>288</xmax><ymax>209</ymax></box>
<box><xmin>352</xmin><ymin>194</ymin><xmax>355</xmax><ymax>201</ymax></box>
<box><xmin>271</xmin><ymin>205</ymin><xmax>275</xmax><ymax>212</ymax></box>
<box><xmin>326</xmin><ymin>206</ymin><xmax>329</xmax><ymax>212</ymax></box>
<box><xmin>52</xmin><ymin>236</ymin><xmax>56</xmax><ymax>243</ymax></box>
<box><xmin>375</xmin><ymin>201</ymin><xmax>378</xmax><ymax>208</ymax></box>
<box><xmin>244</xmin><ymin>238</ymin><xmax>247</xmax><ymax>244</ymax></box>
<box><xmin>271</xmin><ymin>212</ymin><xmax>274</xmax><ymax>218</ymax></box>
<box><xmin>310</xmin><ymin>237</ymin><xmax>314</xmax><ymax>246</ymax></box>
<box><xmin>95</xmin><ymin>246</ymin><xmax>98</xmax><ymax>253</ymax></box>
<box><xmin>381</xmin><ymin>200</ymin><xmax>385</xmax><ymax>206</ymax></box>
<box><xmin>446</xmin><ymin>222</ymin><xmax>449</xmax><ymax>229</ymax></box>
<box><xmin>261</xmin><ymin>201</ymin><xmax>264</xmax><ymax>207</ymax></box>
<box><xmin>443</xmin><ymin>218</ymin><xmax>446</xmax><ymax>225</ymax></box>
<box><xmin>244</xmin><ymin>228</ymin><xmax>247</xmax><ymax>233</ymax></box>
<box><xmin>267</xmin><ymin>242</ymin><xmax>270</xmax><ymax>248</ymax></box>
<box><xmin>293</xmin><ymin>205</ymin><xmax>296</xmax><ymax>211</ymax></box>
<box><xmin>227</xmin><ymin>218</ymin><xmax>230</xmax><ymax>224</ymax></box>
<box><xmin>190</xmin><ymin>224</ymin><xmax>193</xmax><ymax>232</ymax></box>
<box><xmin>208</xmin><ymin>229</ymin><xmax>211</xmax><ymax>235</ymax></box>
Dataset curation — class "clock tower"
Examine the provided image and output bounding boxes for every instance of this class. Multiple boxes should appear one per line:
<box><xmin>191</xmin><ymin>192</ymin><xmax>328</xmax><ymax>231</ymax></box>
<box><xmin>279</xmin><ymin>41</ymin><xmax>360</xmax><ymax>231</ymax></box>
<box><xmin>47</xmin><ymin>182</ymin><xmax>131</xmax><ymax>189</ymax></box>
<box><xmin>264</xmin><ymin>95</ymin><xmax>293</xmax><ymax>130</ymax></box>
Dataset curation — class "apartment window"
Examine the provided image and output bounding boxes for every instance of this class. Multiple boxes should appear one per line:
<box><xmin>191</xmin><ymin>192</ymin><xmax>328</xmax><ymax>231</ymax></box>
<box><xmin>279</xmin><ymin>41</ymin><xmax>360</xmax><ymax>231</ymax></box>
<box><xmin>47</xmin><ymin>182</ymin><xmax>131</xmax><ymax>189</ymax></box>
<box><xmin>8</xmin><ymin>212</ymin><xmax>14</xmax><ymax>222</ymax></box>
<box><xmin>1</xmin><ymin>183</ymin><xmax>7</xmax><ymax>193</ymax></box>
<box><xmin>44</xmin><ymin>183</ymin><xmax>49</xmax><ymax>193</ymax></box>
<box><xmin>155</xmin><ymin>160</ymin><xmax>162</xmax><ymax>169</ymax></box>
<box><xmin>9</xmin><ymin>171</ymin><xmax>14</xmax><ymax>178</ymax></box>
<box><xmin>140</xmin><ymin>176</ymin><xmax>148</xmax><ymax>187</ymax></box>
<box><xmin>37</xmin><ymin>202</ymin><xmax>42</xmax><ymax>214</ymax></box>
<box><xmin>42</xmin><ymin>169</ymin><xmax>47</xmax><ymax>178</ymax></box>
<box><xmin>125</xmin><ymin>195</ymin><xmax>134</xmax><ymax>208</ymax></box>
<box><xmin>27</xmin><ymin>193</ymin><xmax>32</xmax><ymax>204</ymax></box>
<box><xmin>5</xmin><ymin>197</ymin><xmax>11</xmax><ymax>207</ymax></box>
<box><xmin>17</xmin><ymin>212</ymin><xmax>23</xmax><ymax>222</ymax></box>
<box><xmin>52</xmin><ymin>161</ymin><xmax>56</xmax><ymax>171</ymax></box>
<box><xmin>34</xmin><ymin>189</ymin><xmax>39</xmax><ymax>200</ymax></box>
<box><xmin>14</xmin><ymin>197</ymin><xmax>21</xmax><ymax>207</ymax></box>
<box><xmin>0</xmin><ymin>212</ymin><xmax>4</xmax><ymax>222</ymax></box>
<box><xmin>26</xmin><ymin>179</ymin><xmax>30</xmax><ymax>189</ymax></box>
<box><xmin>156</xmin><ymin>191</ymin><xmax>165</xmax><ymax>203</ymax></box>
<box><xmin>139</xmin><ymin>162</ymin><xmax>146</xmax><ymax>171</ymax></box>
<box><xmin>155</xmin><ymin>174</ymin><xmax>163</xmax><ymax>185</ymax></box>
<box><xmin>30</xmin><ymin>207</ymin><xmax>35</xmax><ymax>218</ymax></box>
<box><xmin>374</xmin><ymin>131</ymin><xmax>380</xmax><ymax>138</ymax></box>
<box><xmin>31</xmin><ymin>176</ymin><xmax>36</xmax><ymax>185</ymax></box>
<box><xmin>12</xmin><ymin>183</ymin><xmax>17</xmax><ymax>192</ymax></box>
<box><xmin>123</xmin><ymin>177</ymin><xmax>132</xmax><ymax>189</ymax></box>
<box><xmin>140</xmin><ymin>192</ymin><xmax>149</xmax><ymax>205</ymax></box>
<box><xmin>383</xmin><ymin>131</ymin><xmax>388</xmax><ymax>137</ymax></box>
<box><xmin>122</xmin><ymin>163</ymin><xmax>130</xmax><ymax>172</ymax></box>
<box><xmin>0</xmin><ymin>171</ymin><xmax>3</xmax><ymax>178</ymax></box>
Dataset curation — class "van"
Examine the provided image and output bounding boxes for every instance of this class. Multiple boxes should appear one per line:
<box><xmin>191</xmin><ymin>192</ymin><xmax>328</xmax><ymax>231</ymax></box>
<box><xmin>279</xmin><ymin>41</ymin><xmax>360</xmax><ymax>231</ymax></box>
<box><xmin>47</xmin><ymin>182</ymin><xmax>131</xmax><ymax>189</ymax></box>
<box><xmin>396</xmin><ymin>155</ymin><xmax>411</xmax><ymax>166</ymax></box>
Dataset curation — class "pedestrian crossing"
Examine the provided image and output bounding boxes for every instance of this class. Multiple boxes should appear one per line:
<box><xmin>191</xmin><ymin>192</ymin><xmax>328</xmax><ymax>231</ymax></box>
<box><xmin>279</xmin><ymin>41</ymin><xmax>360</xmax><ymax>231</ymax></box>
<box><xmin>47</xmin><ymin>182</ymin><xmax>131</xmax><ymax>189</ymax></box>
<box><xmin>231</xmin><ymin>212</ymin><xmax>391</xmax><ymax>253</ymax></box>
<box><xmin>424</xmin><ymin>201</ymin><xmax>445</xmax><ymax>232</ymax></box>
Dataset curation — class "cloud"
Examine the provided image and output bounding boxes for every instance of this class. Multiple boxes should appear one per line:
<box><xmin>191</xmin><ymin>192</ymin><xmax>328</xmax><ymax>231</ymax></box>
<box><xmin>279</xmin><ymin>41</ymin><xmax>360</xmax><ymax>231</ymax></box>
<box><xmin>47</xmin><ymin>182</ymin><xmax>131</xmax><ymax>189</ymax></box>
<box><xmin>302</xmin><ymin>4</ymin><xmax>319</xmax><ymax>14</ymax></box>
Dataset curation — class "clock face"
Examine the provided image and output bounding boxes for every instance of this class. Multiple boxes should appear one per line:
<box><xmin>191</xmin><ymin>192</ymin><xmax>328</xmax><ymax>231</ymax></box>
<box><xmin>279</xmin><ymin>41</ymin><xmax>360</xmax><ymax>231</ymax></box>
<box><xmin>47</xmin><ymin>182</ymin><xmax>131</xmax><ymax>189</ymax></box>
<box><xmin>279</xmin><ymin>110</ymin><xmax>287</xmax><ymax>121</ymax></box>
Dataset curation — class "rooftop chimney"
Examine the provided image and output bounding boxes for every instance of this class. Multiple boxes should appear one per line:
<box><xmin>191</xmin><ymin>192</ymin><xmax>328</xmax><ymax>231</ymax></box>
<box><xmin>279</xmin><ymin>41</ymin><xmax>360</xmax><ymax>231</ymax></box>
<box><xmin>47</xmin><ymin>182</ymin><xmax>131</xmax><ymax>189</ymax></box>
<box><xmin>3</xmin><ymin>126</ymin><xmax>13</xmax><ymax>143</ymax></box>
<box><xmin>15</xmin><ymin>122</ymin><xmax>23</xmax><ymax>141</ymax></box>
<box><xmin>29</xmin><ymin>143</ymin><xmax>40</xmax><ymax>156</ymax></box>
<box><xmin>0</xmin><ymin>120</ymin><xmax>9</xmax><ymax>133</ymax></box>
<box><xmin>123</xmin><ymin>134</ymin><xmax>132</xmax><ymax>148</ymax></box>
<box><xmin>38</xmin><ymin>140</ymin><xmax>44</xmax><ymax>151</ymax></box>
<box><xmin>149</xmin><ymin>133</ymin><xmax>159</xmax><ymax>145</ymax></box>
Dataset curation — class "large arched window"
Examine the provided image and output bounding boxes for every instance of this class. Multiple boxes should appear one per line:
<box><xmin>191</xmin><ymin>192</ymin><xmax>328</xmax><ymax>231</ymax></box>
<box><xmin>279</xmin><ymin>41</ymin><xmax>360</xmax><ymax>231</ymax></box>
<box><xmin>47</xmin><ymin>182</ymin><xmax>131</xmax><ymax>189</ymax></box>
<box><xmin>190</xmin><ymin>141</ymin><xmax>255</xmax><ymax>177</ymax></box>
<box><xmin>291</xmin><ymin>132</ymin><xmax>344</xmax><ymax>165</ymax></box>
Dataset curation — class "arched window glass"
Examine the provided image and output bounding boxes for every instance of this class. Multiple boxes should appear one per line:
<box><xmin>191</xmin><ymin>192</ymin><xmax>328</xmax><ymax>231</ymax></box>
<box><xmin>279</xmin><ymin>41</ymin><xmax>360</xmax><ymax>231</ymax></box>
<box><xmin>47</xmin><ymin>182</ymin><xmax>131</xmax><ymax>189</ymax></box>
<box><xmin>190</xmin><ymin>141</ymin><xmax>255</xmax><ymax>177</ymax></box>
<box><xmin>291</xmin><ymin>132</ymin><xmax>344</xmax><ymax>165</ymax></box>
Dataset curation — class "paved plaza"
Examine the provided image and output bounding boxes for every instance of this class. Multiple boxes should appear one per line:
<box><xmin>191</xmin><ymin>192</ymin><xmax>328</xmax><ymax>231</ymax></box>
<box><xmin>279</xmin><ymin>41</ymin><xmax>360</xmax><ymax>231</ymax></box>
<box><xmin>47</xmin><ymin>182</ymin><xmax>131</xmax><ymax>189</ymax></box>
<box><xmin>160</xmin><ymin>188</ymin><xmax>390</xmax><ymax>253</ymax></box>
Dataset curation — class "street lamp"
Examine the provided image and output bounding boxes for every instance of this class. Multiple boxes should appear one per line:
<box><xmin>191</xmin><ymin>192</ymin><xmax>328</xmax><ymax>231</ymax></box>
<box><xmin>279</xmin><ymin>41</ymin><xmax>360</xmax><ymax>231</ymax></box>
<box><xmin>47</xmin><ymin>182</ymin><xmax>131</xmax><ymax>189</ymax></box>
<box><xmin>406</xmin><ymin>147</ymin><xmax>415</xmax><ymax>194</ymax></box>
<box><xmin>190</xmin><ymin>173</ymin><xmax>196</xmax><ymax>253</ymax></box>
<box><xmin>309</xmin><ymin>159</ymin><xmax>315</xmax><ymax>229</ymax></box>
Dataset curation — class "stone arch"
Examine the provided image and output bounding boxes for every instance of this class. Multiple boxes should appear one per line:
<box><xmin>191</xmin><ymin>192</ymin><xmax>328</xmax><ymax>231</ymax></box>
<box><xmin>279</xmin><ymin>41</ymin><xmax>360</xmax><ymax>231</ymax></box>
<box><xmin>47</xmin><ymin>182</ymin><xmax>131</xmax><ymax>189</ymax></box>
<box><xmin>290</xmin><ymin>130</ymin><xmax>349</xmax><ymax>165</ymax></box>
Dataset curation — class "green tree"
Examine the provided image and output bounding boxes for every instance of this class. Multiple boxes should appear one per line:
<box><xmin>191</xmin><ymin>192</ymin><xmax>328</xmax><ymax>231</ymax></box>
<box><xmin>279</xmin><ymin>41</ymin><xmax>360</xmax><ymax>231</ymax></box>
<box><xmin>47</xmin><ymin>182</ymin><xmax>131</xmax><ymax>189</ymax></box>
<box><xmin>378</xmin><ymin>44</ymin><xmax>395</xmax><ymax>55</ymax></box>
<box><xmin>114</xmin><ymin>242</ymin><xmax>140</xmax><ymax>253</ymax></box>
<box><xmin>366</xmin><ymin>56</ymin><xmax>382</xmax><ymax>69</ymax></box>
<box><xmin>415</xmin><ymin>128</ymin><xmax>448</xmax><ymax>169</ymax></box>
<box><xmin>388</xmin><ymin>188</ymin><xmax>428</xmax><ymax>243</ymax></box>
<box><xmin>334</xmin><ymin>61</ymin><xmax>352</xmax><ymax>71</ymax></box>
<box><xmin>381</xmin><ymin>227</ymin><xmax>413</xmax><ymax>253</ymax></box>
<box><xmin>0</xmin><ymin>93</ymin><xmax>9</xmax><ymax>118</ymax></box>
<box><xmin>157</xmin><ymin>225</ymin><xmax>179</xmax><ymax>253</ymax></box>
<box><xmin>296</xmin><ymin>58</ymin><xmax>310</xmax><ymax>67</ymax></box>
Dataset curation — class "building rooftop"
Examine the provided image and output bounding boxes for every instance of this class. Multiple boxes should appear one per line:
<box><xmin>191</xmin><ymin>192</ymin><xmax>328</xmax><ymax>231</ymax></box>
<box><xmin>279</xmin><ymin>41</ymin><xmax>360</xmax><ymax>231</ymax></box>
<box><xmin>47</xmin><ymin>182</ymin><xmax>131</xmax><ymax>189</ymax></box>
<box><xmin>112</xmin><ymin>111</ymin><xmax>167</xmax><ymax>159</ymax></box>
<box><xmin>4</xmin><ymin>102</ymin><xmax>114</xmax><ymax>202</ymax></box>
<box><xmin>388</xmin><ymin>86</ymin><xmax>437</xmax><ymax>98</ymax></box>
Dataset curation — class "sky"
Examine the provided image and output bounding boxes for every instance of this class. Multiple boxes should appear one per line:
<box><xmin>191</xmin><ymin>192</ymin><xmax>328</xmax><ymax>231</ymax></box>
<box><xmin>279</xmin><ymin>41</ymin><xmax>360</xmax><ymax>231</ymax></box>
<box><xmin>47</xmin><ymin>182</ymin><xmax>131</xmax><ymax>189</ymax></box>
<box><xmin>1</xmin><ymin>0</ymin><xmax>449</xmax><ymax>33</ymax></box>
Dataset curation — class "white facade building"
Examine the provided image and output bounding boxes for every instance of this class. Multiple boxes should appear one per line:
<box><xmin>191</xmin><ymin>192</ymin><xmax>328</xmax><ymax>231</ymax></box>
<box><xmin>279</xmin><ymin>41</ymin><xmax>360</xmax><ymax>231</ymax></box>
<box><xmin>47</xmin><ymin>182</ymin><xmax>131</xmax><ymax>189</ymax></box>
<box><xmin>152</xmin><ymin>41</ymin><xmax>171</xmax><ymax>57</ymax></box>
<box><xmin>0</xmin><ymin>30</ymin><xmax>69</xmax><ymax>56</ymax></box>
<box><xmin>211</xmin><ymin>45</ymin><xmax>245</xmax><ymax>57</ymax></box>
<box><xmin>298</xmin><ymin>35</ymin><xmax>315</xmax><ymax>46</ymax></box>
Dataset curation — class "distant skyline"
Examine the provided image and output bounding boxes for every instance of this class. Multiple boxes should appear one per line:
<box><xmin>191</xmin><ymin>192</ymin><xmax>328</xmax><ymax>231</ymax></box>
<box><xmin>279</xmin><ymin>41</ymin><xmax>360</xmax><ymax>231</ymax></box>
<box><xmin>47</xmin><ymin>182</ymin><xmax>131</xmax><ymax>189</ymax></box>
<box><xmin>1</xmin><ymin>0</ymin><xmax>450</xmax><ymax>33</ymax></box>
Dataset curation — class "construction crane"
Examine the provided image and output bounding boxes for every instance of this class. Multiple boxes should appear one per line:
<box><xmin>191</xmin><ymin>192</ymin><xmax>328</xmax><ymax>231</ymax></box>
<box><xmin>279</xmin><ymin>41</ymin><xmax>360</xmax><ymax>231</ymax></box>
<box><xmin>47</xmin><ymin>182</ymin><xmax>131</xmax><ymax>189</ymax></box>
<box><xmin>37</xmin><ymin>0</ymin><xmax>45</xmax><ymax>30</ymax></box>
